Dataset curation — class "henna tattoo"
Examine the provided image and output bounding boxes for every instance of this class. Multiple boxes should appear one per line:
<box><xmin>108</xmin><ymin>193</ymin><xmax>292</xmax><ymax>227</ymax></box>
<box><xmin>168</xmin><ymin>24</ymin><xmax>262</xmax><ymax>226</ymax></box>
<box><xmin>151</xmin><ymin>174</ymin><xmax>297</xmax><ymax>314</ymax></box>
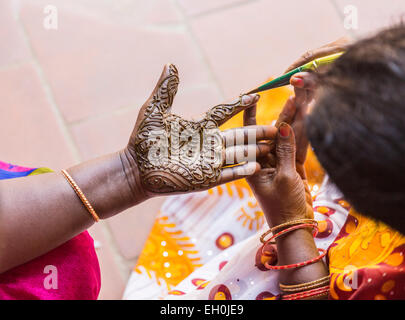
<box><xmin>132</xmin><ymin>64</ymin><xmax>246</xmax><ymax>194</ymax></box>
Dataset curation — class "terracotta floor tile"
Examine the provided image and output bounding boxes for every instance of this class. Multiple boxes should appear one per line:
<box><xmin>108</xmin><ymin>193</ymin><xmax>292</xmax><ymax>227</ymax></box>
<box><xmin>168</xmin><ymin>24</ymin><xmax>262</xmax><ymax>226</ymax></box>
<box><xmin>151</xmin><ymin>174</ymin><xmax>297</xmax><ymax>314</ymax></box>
<box><xmin>106</xmin><ymin>197</ymin><xmax>166</xmax><ymax>259</ymax></box>
<box><xmin>88</xmin><ymin>223</ymin><xmax>126</xmax><ymax>299</ymax></box>
<box><xmin>0</xmin><ymin>1</ymin><xmax>31</xmax><ymax>68</ymax></box>
<box><xmin>191</xmin><ymin>0</ymin><xmax>348</xmax><ymax>99</ymax></box>
<box><xmin>19</xmin><ymin>2</ymin><xmax>210</xmax><ymax>123</ymax></box>
<box><xmin>173</xmin><ymin>84</ymin><xmax>223</xmax><ymax>121</ymax></box>
<box><xmin>334</xmin><ymin>0</ymin><xmax>405</xmax><ymax>37</ymax></box>
<box><xmin>177</xmin><ymin>0</ymin><xmax>244</xmax><ymax>16</ymax></box>
<box><xmin>23</xmin><ymin>0</ymin><xmax>182</xmax><ymax>26</ymax></box>
<box><xmin>69</xmin><ymin>107</ymin><xmax>139</xmax><ymax>161</ymax></box>
<box><xmin>0</xmin><ymin>63</ymin><xmax>75</xmax><ymax>169</ymax></box>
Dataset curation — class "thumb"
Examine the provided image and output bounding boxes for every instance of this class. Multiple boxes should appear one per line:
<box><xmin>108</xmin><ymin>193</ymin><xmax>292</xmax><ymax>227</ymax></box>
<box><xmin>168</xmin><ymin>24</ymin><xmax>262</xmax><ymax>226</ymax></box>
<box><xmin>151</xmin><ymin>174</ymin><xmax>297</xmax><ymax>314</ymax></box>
<box><xmin>276</xmin><ymin>122</ymin><xmax>296</xmax><ymax>175</ymax></box>
<box><xmin>143</xmin><ymin>63</ymin><xmax>179</xmax><ymax>115</ymax></box>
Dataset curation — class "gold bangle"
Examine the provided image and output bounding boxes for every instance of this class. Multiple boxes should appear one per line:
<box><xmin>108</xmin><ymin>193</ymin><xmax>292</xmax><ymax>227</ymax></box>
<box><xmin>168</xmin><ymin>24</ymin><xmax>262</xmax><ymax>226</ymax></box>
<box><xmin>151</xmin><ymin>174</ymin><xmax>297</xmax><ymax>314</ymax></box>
<box><xmin>260</xmin><ymin>219</ymin><xmax>318</xmax><ymax>244</ymax></box>
<box><xmin>279</xmin><ymin>275</ymin><xmax>330</xmax><ymax>293</ymax></box>
<box><xmin>61</xmin><ymin>169</ymin><xmax>100</xmax><ymax>222</ymax></box>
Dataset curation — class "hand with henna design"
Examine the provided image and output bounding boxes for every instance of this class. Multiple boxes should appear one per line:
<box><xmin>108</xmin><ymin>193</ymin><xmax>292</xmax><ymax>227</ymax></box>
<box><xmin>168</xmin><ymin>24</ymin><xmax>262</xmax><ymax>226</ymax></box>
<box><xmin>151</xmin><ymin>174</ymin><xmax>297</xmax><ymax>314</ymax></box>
<box><xmin>121</xmin><ymin>63</ymin><xmax>277</xmax><ymax>199</ymax></box>
<box><xmin>0</xmin><ymin>63</ymin><xmax>277</xmax><ymax>273</ymax></box>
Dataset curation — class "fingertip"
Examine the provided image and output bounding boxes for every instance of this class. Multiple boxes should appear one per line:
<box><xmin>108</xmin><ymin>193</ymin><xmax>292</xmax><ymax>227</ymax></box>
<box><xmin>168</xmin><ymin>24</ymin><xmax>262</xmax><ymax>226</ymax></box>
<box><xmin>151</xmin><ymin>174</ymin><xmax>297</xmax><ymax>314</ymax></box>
<box><xmin>290</xmin><ymin>75</ymin><xmax>304</xmax><ymax>88</ymax></box>
<box><xmin>245</xmin><ymin>161</ymin><xmax>261</xmax><ymax>176</ymax></box>
<box><xmin>161</xmin><ymin>63</ymin><xmax>179</xmax><ymax>79</ymax></box>
<box><xmin>241</xmin><ymin>94</ymin><xmax>259</xmax><ymax>106</ymax></box>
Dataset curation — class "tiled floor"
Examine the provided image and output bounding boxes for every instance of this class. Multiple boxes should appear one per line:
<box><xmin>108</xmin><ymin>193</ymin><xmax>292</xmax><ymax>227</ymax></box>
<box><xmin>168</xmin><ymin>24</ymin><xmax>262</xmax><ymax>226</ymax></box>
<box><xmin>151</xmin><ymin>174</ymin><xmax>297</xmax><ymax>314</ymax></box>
<box><xmin>1</xmin><ymin>0</ymin><xmax>404</xmax><ymax>299</ymax></box>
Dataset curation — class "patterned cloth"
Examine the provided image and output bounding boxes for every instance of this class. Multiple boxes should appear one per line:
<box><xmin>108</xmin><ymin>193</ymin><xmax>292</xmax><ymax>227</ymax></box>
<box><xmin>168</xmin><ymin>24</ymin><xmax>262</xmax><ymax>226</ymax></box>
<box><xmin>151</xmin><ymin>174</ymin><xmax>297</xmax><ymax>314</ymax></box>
<box><xmin>0</xmin><ymin>161</ymin><xmax>101</xmax><ymax>300</ymax></box>
<box><xmin>123</xmin><ymin>85</ymin><xmax>405</xmax><ymax>300</ymax></box>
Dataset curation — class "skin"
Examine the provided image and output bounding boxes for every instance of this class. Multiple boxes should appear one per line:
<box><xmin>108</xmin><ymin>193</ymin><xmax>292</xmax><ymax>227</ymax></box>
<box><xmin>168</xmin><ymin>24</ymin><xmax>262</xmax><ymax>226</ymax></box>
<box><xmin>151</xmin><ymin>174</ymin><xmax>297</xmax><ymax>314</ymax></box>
<box><xmin>284</xmin><ymin>36</ymin><xmax>352</xmax><ymax>73</ymax></box>
<box><xmin>245</xmin><ymin>71</ymin><xmax>328</xmax><ymax>297</ymax></box>
<box><xmin>0</xmin><ymin>64</ymin><xmax>277</xmax><ymax>274</ymax></box>
<box><xmin>1</xmin><ymin>41</ymin><xmax>347</xmax><ymax>296</ymax></box>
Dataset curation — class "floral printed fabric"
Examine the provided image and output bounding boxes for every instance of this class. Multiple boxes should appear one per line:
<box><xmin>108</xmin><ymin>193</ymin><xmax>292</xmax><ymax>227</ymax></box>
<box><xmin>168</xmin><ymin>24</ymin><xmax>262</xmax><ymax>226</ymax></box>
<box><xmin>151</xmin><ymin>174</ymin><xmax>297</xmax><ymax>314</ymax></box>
<box><xmin>123</xmin><ymin>84</ymin><xmax>405</xmax><ymax>300</ymax></box>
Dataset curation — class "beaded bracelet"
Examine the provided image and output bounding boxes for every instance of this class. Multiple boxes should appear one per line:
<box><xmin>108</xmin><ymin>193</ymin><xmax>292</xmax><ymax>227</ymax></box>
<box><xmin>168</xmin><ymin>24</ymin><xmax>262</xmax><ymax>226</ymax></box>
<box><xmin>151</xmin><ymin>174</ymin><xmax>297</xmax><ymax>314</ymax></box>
<box><xmin>282</xmin><ymin>285</ymin><xmax>330</xmax><ymax>300</ymax></box>
<box><xmin>280</xmin><ymin>275</ymin><xmax>330</xmax><ymax>293</ymax></box>
<box><xmin>61</xmin><ymin>169</ymin><xmax>100</xmax><ymax>222</ymax></box>
<box><xmin>260</xmin><ymin>218</ymin><xmax>318</xmax><ymax>244</ymax></box>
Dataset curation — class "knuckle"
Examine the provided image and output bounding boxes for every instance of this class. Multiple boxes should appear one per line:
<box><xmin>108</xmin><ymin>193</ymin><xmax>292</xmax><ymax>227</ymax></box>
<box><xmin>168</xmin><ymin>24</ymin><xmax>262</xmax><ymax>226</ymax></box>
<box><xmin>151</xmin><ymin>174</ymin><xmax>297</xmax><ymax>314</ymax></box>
<box><xmin>301</xmin><ymin>50</ymin><xmax>314</xmax><ymax>61</ymax></box>
<box><xmin>276</xmin><ymin>143</ymin><xmax>296</xmax><ymax>155</ymax></box>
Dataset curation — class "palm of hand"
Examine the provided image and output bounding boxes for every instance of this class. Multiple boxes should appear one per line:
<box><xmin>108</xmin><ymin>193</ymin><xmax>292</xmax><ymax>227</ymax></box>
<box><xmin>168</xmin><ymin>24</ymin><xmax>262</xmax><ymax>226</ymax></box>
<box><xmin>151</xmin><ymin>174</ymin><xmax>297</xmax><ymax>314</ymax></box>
<box><xmin>128</xmin><ymin>64</ymin><xmax>253</xmax><ymax>194</ymax></box>
<box><xmin>248</xmin><ymin>163</ymin><xmax>313</xmax><ymax>225</ymax></box>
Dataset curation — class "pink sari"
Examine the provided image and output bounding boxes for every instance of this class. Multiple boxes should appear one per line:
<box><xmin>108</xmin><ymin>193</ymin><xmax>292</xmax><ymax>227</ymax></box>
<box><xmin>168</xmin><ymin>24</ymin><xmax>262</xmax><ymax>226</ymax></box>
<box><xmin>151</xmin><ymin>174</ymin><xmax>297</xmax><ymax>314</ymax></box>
<box><xmin>0</xmin><ymin>161</ymin><xmax>101</xmax><ymax>300</ymax></box>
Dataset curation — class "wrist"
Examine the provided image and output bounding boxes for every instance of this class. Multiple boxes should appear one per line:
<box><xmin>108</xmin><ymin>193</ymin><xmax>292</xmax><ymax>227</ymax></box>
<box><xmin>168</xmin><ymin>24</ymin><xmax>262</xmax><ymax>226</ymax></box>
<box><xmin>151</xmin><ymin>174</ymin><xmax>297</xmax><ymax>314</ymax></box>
<box><xmin>259</xmin><ymin>202</ymin><xmax>307</xmax><ymax>228</ymax></box>
<box><xmin>119</xmin><ymin>148</ymin><xmax>149</xmax><ymax>205</ymax></box>
<box><xmin>66</xmin><ymin>151</ymin><xmax>146</xmax><ymax>220</ymax></box>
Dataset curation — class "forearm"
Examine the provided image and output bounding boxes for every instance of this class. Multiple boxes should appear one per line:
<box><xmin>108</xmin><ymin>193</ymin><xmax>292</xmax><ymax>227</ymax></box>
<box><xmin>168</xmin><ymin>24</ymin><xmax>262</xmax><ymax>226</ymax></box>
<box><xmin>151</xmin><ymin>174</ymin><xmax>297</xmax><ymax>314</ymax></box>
<box><xmin>260</xmin><ymin>202</ymin><xmax>329</xmax><ymax>298</ymax></box>
<box><xmin>0</xmin><ymin>150</ymin><xmax>146</xmax><ymax>273</ymax></box>
<box><xmin>275</xmin><ymin>228</ymin><xmax>329</xmax><ymax>291</ymax></box>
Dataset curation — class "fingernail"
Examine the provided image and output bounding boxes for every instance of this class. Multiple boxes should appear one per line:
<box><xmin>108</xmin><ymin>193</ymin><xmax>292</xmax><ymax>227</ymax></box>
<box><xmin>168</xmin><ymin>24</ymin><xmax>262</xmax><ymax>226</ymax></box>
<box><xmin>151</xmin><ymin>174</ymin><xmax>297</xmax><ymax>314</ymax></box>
<box><xmin>279</xmin><ymin>122</ymin><xmax>290</xmax><ymax>137</ymax></box>
<box><xmin>291</xmin><ymin>76</ymin><xmax>304</xmax><ymax>88</ymax></box>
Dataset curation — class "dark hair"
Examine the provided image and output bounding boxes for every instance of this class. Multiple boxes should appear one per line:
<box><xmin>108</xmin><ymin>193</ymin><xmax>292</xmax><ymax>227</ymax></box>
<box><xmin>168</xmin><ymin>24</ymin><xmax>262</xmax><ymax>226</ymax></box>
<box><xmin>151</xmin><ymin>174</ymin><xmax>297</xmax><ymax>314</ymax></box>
<box><xmin>306</xmin><ymin>25</ymin><xmax>405</xmax><ymax>234</ymax></box>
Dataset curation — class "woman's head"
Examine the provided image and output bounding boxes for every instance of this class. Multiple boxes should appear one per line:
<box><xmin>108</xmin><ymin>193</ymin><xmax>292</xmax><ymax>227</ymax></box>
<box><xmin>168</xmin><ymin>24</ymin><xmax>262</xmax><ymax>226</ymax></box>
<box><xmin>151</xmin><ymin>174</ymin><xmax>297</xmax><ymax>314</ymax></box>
<box><xmin>306</xmin><ymin>25</ymin><xmax>405</xmax><ymax>233</ymax></box>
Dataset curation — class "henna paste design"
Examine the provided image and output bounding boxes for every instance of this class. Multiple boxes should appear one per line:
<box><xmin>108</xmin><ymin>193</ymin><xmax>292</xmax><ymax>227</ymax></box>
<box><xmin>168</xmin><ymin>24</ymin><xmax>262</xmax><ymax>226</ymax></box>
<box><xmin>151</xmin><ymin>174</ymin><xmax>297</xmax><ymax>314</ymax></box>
<box><xmin>133</xmin><ymin>64</ymin><xmax>246</xmax><ymax>194</ymax></box>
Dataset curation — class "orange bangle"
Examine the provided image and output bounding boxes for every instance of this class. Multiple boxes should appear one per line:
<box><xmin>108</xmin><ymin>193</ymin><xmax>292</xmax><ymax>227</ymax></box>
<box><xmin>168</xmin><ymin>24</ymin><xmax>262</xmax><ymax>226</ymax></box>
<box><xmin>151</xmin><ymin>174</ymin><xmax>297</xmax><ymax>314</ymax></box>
<box><xmin>61</xmin><ymin>169</ymin><xmax>100</xmax><ymax>222</ymax></box>
<box><xmin>282</xmin><ymin>285</ymin><xmax>330</xmax><ymax>300</ymax></box>
<box><xmin>280</xmin><ymin>275</ymin><xmax>330</xmax><ymax>293</ymax></box>
<box><xmin>260</xmin><ymin>219</ymin><xmax>318</xmax><ymax>244</ymax></box>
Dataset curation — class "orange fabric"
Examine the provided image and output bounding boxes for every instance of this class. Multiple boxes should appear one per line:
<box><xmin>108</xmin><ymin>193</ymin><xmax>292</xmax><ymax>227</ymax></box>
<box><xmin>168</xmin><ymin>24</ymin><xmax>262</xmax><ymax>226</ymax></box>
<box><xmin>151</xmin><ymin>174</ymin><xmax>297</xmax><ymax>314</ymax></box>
<box><xmin>328</xmin><ymin>210</ymin><xmax>405</xmax><ymax>300</ymax></box>
<box><xmin>133</xmin><ymin>81</ymin><xmax>405</xmax><ymax>299</ymax></box>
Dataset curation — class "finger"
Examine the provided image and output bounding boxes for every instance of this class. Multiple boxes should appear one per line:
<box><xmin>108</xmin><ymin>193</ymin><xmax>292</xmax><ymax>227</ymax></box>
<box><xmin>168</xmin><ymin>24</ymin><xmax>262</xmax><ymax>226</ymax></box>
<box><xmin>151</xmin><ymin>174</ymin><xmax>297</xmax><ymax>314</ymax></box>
<box><xmin>275</xmin><ymin>122</ymin><xmax>296</xmax><ymax>175</ymax></box>
<box><xmin>293</xmin><ymin>87</ymin><xmax>308</xmax><ymax>108</ymax></box>
<box><xmin>257</xmin><ymin>152</ymin><xmax>276</xmax><ymax>168</ymax></box>
<box><xmin>222</xmin><ymin>125</ymin><xmax>277</xmax><ymax>146</ymax></box>
<box><xmin>275</xmin><ymin>96</ymin><xmax>296</xmax><ymax>128</ymax></box>
<box><xmin>216</xmin><ymin>162</ymin><xmax>261</xmax><ymax>185</ymax></box>
<box><xmin>203</xmin><ymin>94</ymin><xmax>260</xmax><ymax>127</ymax></box>
<box><xmin>243</xmin><ymin>104</ymin><xmax>257</xmax><ymax>126</ymax></box>
<box><xmin>284</xmin><ymin>43</ymin><xmax>348</xmax><ymax>73</ymax></box>
<box><xmin>296</xmin><ymin>163</ymin><xmax>307</xmax><ymax>181</ymax></box>
<box><xmin>223</xmin><ymin>142</ymin><xmax>271</xmax><ymax>165</ymax></box>
<box><xmin>290</xmin><ymin>98</ymin><xmax>310</xmax><ymax>165</ymax></box>
<box><xmin>290</xmin><ymin>72</ymin><xmax>318</xmax><ymax>91</ymax></box>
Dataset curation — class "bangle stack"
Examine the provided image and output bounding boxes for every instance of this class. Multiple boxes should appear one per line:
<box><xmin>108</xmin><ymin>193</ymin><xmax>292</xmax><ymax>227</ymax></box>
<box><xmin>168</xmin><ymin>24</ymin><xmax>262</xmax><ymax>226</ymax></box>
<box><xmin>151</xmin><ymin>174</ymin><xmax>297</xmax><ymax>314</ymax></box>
<box><xmin>260</xmin><ymin>219</ymin><xmax>325</xmax><ymax>270</ymax></box>
<box><xmin>260</xmin><ymin>218</ymin><xmax>318</xmax><ymax>244</ymax></box>
<box><xmin>280</xmin><ymin>276</ymin><xmax>330</xmax><ymax>300</ymax></box>
<box><xmin>281</xmin><ymin>284</ymin><xmax>330</xmax><ymax>300</ymax></box>
<box><xmin>259</xmin><ymin>219</ymin><xmax>330</xmax><ymax>299</ymax></box>
<box><xmin>279</xmin><ymin>275</ymin><xmax>330</xmax><ymax>292</ymax></box>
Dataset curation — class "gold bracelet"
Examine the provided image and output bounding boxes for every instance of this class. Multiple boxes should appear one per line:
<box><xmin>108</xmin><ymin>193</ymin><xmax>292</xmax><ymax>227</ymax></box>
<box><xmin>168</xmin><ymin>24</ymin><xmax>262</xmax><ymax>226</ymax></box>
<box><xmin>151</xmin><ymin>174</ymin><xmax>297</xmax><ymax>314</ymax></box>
<box><xmin>61</xmin><ymin>169</ymin><xmax>100</xmax><ymax>222</ymax></box>
<box><xmin>279</xmin><ymin>275</ymin><xmax>330</xmax><ymax>293</ymax></box>
<box><xmin>260</xmin><ymin>219</ymin><xmax>318</xmax><ymax>244</ymax></box>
